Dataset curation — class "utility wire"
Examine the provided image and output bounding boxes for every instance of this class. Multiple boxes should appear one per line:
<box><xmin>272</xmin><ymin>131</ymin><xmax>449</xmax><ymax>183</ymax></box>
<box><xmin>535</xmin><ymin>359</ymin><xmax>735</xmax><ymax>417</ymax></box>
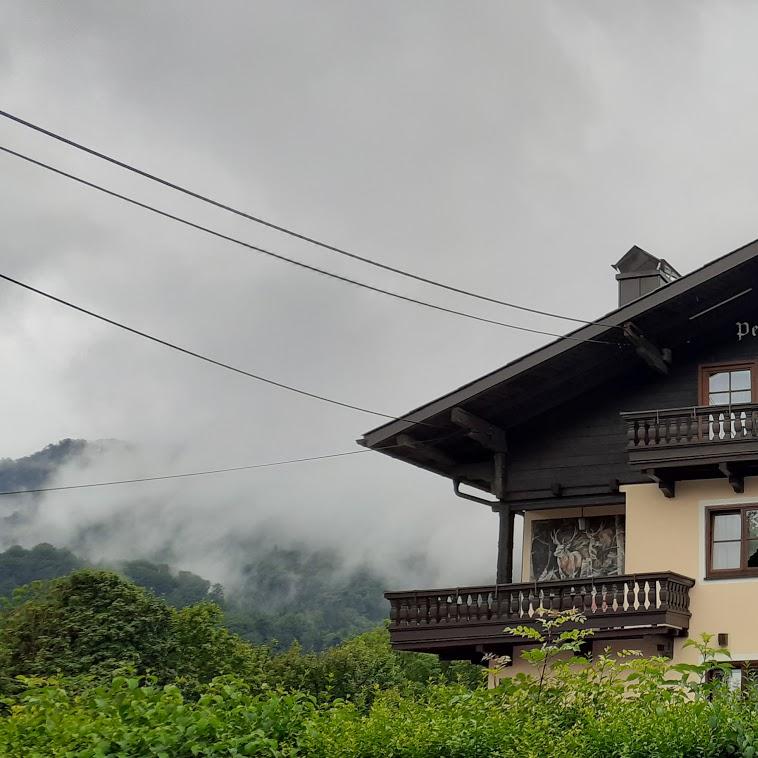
<box><xmin>0</xmin><ymin>432</ymin><xmax>462</xmax><ymax>497</ymax></box>
<box><xmin>0</xmin><ymin>145</ymin><xmax>617</xmax><ymax>345</ymax></box>
<box><xmin>0</xmin><ymin>108</ymin><xmax>623</xmax><ymax>330</ymax></box>
<box><xmin>0</xmin><ymin>451</ymin><xmax>367</xmax><ymax>495</ymax></box>
<box><xmin>0</xmin><ymin>270</ymin><xmax>438</xmax><ymax>426</ymax></box>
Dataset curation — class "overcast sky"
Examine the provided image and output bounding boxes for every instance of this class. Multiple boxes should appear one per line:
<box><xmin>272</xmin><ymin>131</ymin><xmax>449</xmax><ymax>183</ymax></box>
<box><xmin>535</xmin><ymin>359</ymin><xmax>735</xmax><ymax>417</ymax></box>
<box><xmin>2</xmin><ymin>1</ymin><xmax>758</xmax><ymax>586</ymax></box>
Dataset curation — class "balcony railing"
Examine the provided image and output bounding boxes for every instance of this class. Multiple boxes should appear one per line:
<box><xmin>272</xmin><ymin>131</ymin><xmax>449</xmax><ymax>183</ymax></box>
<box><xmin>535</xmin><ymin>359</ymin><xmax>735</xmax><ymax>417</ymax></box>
<box><xmin>622</xmin><ymin>403</ymin><xmax>758</xmax><ymax>471</ymax></box>
<box><xmin>385</xmin><ymin>572</ymin><xmax>694</xmax><ymax>655</ymax></box>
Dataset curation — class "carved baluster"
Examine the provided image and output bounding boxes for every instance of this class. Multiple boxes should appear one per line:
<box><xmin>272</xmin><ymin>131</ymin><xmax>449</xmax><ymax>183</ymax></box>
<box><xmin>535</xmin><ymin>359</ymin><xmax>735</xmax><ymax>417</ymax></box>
<box><xmin>680</xmin><ymin>416</ymin><xmax>689</xmax><ymax>443</ymax></box>
<box><xmin>607</xmin><ymin>583</ymin><xmax>618</xmax><ymax>612</ymax></box>
<box><xmin>647</xmin><ymin>419</ymin><xmax>657</xmax><ymax>446</ymax></box>
<box><xmin>636</xmin><ymin>580</ymin><xmax>647</xmax><ymax>610</ymax></box>
<box><xmin>629</xmin><ymin>580</ymin><xmax>639</xmax><ymax>610</ymax></box>
<box><xmin>476</xmin><ymin>592</ymin><xmax>486</xmax><ymax>622</ymax></box>
<box><xmin>646</xmin><ymin>580</ymin><xmax>656</xmax><ymax>610</ymax></box>
<box><xmin>439</xmin><ymin>594</ymin><xmax>450</xmax><ymax>623</ymax></box>
<box><xmin>485</xmin><ymin>591</ymin><xmax>494</xmax><ymax>621</ymax></box>
<box><xmin>746</xmin><ymin>412</ymin><xmax>754</xmax><ymax>438</ymax></box>
<box><xmin>470</xmin><ymin>593</ymin><xmax>479</xmax><ymax>622</ymax></box>
<box><xmin>429</xmin><ymin>594</ymin><xmax>439</xmax><ymax>624</ymax></box>
<box><xmin>658</xmin><ymin>580</ymin><xmax>669</xmax><ymax>610</ymax></box>
<box><xmin>409</xmin><ymin>597</ymin><xmax>419</xmax><ymax>625</ymax></box>
<box><xmin>584</xmin><ymin>585</ymin><xmax>594</xmax><ymax>615</ymax></box>
<box><xmin>508</xmin><ymin>590</ymin><xmax>520</xmax><ymax>619</ymax></box>
<box><xmin>566</xmin><ymin>585</ymin><xmax>577</xmax><ymax>612</ymax></box>
<box><xmin>573</xmin><ymin>585</ymin><xmax>585</xmax><ymax>612</ymax></box>
<box><xmin>418</xmin><ymin>595</ymin><xmax>429</xmax><ymax>624</ymax></box>
<box><xmin>389</xmin><ymin>599</ymin><xmax>399</xmax><ymax>626</ymax></box>
<box><xmin>400</xmin><ymin>598</ymin><xmax>410</xmax><ymax>625</ymax></box>
<box><xmin>690</xmin><ymin>413</ymin><xmax>700</xmax><ymax>442</ymax></box>
<box><xmin>628</xmin><ymin>421</ymin><xmax>637</xmax><ymax>448</ymax></box>
<box><xmin>462</xmin><ymin>593</ymin><xmax>472</xmax><ymax>623</ymax></box>
<box><xmin>672</xmin><ymin>416</ymin><xmax>680</xmax><ymax>443</ymax></box>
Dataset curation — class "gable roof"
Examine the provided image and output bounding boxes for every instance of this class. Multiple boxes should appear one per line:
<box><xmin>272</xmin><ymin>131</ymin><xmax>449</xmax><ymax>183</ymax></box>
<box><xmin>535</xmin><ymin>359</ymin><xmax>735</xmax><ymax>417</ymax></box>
<box><xmin>359</xmin><ymin>237</ymin><xmax>758</xmax><ymax>479</ymax></box>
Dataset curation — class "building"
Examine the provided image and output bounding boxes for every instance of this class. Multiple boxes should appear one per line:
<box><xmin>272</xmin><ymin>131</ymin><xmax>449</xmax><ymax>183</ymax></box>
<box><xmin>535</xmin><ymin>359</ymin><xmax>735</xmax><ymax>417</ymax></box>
<box><xmin>360</xmin><ymin>241</ymin><xmax>758</xmax><ymax>680</ymax></box>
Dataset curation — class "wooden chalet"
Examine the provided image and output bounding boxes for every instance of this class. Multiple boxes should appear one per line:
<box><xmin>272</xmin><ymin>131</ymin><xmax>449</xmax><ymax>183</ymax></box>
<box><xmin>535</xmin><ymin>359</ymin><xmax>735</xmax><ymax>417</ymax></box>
<box><xmin>360</xmin><ymin>240</ymin><xmax>758</xmax><ymax>679</ymax></box>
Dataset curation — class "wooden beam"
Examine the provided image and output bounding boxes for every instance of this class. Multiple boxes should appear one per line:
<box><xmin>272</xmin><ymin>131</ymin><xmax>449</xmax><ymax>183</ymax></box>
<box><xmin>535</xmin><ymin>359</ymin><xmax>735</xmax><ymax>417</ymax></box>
<box><xmin>647</xmin><ymin>469</ymin><xmax>676</xmax><ymax>498</ymax></box>
<box><xmin>496</xmin><ymin>505</ymin><xmax>515</xmax><ymax>584</ymax></box>
<box><xmin>396</xmin><ymin>434</ymin><xmax>454</xmax><ymax>468</ymax></box>
<box><xmin>493</xmin><ymin>452</ymin><xmax>507</xmax><ymax>500</ymax></box>
<box><xmin>451</xmin><ymin>407</ymin><xmax>507</xmax><ymax>452</ymax></box>
<box><xmin>623</xmin><ymin>322</ymin><xmax>671</xmax><ymax>375</ymax></box>
<box><xmin>719</xmin><ymin>462</ymin><xmax>745</xmax><ymax>494</ymax></box>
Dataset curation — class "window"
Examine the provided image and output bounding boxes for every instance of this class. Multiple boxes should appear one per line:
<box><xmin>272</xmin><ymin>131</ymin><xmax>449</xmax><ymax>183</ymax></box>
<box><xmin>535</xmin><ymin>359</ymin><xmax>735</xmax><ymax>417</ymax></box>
<box><xmin>707</xmin><ymin>505</ymin><xmax>758</xmax><ymax>578</ymax></box>
<box><xmin>700</xmin><ymin>363</ymin><xmax>756</xmax><ymax>406</ymax></box>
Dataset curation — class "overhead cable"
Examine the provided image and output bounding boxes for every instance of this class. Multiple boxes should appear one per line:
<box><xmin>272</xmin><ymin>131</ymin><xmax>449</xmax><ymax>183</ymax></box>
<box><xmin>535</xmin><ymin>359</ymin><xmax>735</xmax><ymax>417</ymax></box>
<box><xmin>0</xmin><ymin>145</ymin><xmax>618</xmax><ymax>346</ymax></box>
<box><xmin>0</xmin><ymin>270</ymin><xmax>438</xmax><ymax>426</ymax></box>
<box><xmin>0</xmin><ymin>108</ymin><xmax>623</xmax><ymax>330</ymax></box>
<box><xmin>0</xmin><ymin>432</ymin><xmax>462</xmax><ymax>496</ymax></box>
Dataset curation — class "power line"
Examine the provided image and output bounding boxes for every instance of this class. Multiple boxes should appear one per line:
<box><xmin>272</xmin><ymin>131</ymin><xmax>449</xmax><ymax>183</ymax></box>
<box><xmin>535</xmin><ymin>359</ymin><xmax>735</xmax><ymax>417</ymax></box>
<box><xmin>0</xmin><ymin>108</ymin><xmax>623</xmax><ymax>330</ymax></box>
<box><xmin>0</xmin><ymin>270</ymin><xmax>438</xmax><ymax>426</ymax></box>
<box><xmin>0</xmin><ymin>145</ymin><xmax>618</xmax><ymax>345</ymax></box>
<box><xmin>0</xmin><ymin>450</ymin><xmax>367</xmax><ymax>496</ymax></box>
<box><xmin>0</xmin><ymin>432</ymin><xmax>462</xmax><ymax>497</ymax></box>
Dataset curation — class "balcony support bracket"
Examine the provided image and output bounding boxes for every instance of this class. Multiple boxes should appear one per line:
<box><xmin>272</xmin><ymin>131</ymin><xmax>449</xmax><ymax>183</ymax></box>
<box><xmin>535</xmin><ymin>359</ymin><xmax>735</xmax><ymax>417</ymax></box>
<box><xmin>623</xmin><ymin>322</ymin><xmax>671</xmax><ymax>375</ymax></box>
<box><xmin>646</xmin><ymin>469</ymin><xmax>676</xmax><ymax>498</ymax></box>
<box><xmin>719</xmin><ymin>462</ymin><xmax>745</xmax><ymax>494</ymax></box>
<box><xmin>451</xmin><ymin>407</ymin><xmax>507</xmax><ymax>453</ymax></box>
<box><xmin>451</xmin><ymin>407</ymin><xmax>508</xmax><ymax>499</ymax></box>
<box><xmin>396</xmin><ymin>434</ymin><xmax>454</xmax><ymax>469</ymax></box>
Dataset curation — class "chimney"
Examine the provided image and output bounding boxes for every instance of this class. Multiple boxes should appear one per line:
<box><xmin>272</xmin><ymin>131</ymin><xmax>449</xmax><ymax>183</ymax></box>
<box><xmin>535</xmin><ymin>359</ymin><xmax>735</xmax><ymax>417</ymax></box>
<box><xmin>612</xmin><ymin>246</ymin><xmax>680</xmax><ymax>307</ymax></box>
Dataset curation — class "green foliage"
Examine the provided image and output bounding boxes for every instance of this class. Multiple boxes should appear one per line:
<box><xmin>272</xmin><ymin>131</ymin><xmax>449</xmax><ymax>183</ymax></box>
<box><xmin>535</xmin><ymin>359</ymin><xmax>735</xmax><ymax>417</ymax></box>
<box><xmin>0</xmin><ymin>541</ymin><xmax>389</xmax><ymax>652</ymax></box>
<box><xmin>0</xmin><ymin>571</ymin><xmax>268</xmax><ymax>696</ymax></box>
<box><xmin>225</xmin><ymin>547</ymin><xmax>388</xmax><ymax>651</ymax></box>
<box><xmin>0</xmin><ymin>544</ymin><xmax>83</xmax><ymax>599</ymax></box>
<box><xmin>0</xmin><ymin>570</ymin><xmax>175</xmax><ymax>689</ymax></box>
<box><xmin>267</xmin><ymin>627</ymin><xmax>482</xmax><ymax>710</ymax></box>
<box><xmin>0</xmin><ymin>675</ymin><xmax>315</xmax><ymax>757</ymax></box>
<box><xmin>118</xmin><ymin>560</ymin><xmax>224</xmax><ymax>609</ymax></box>
<box><xmin>1</xmin><ymin>590</ymin><xmax>757</xmax><ymax>757</ymax></box>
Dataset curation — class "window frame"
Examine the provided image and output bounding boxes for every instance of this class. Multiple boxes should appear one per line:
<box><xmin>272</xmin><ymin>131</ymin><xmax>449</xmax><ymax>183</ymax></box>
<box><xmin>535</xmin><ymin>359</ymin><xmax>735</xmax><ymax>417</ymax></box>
<box><xmin>698</xmin><ymin>362</ymin><xmax>758</xmax><ymax>406</ymax></box>
<box><xmin>706</xmin><ymin>504</ymin><xmax>758</xmax><ymax>580</ymax></box>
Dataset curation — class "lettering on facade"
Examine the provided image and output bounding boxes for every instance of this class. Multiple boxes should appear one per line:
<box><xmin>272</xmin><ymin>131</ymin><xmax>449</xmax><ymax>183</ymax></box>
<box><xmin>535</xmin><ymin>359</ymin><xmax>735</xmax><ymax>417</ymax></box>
<box><xmin>737</xmin><ymin>322</ymin><xmax>758</xmax><ymax>341</ymax></box>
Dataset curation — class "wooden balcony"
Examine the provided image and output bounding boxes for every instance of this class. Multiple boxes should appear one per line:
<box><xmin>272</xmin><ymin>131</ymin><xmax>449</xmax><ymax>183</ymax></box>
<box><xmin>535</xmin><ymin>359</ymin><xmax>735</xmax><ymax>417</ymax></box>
<box><xmin>385</xmin><ymin>572</ymin><xmax>695</xmax><ymax>661</ymax></box>
<box><xmin>622</xmin><ymin>403</ymin><xmax>758</xmax><ymax>495</ymax></box>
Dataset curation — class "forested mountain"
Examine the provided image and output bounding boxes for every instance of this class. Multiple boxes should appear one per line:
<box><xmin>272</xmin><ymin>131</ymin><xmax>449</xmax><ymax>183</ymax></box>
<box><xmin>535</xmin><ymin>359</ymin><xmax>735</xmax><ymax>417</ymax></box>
<box><xmin>0</xmin><ymin>439</ymin><xmax>391</xmax><ymax>650</ymax></box>
<box><xmin>0</xmin><ymin>438</ymin><xmax>90</xmax><ymax>493</ymax></box>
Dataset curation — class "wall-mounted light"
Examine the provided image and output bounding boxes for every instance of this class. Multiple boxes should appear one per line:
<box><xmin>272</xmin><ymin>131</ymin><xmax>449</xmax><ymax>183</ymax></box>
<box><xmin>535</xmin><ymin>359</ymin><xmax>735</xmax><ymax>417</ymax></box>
<box><xmin>578</xmin><ymin>505</ymin><xmax>586</xmax><ymax>531</ymax></box>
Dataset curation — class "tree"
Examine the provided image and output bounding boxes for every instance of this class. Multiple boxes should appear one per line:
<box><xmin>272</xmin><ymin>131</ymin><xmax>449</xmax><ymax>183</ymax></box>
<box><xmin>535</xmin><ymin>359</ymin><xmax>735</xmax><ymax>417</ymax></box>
<box><xmin>0</xmin><ymin>570</ymin><xmax>175</xmax><ymax>689</ymax></box>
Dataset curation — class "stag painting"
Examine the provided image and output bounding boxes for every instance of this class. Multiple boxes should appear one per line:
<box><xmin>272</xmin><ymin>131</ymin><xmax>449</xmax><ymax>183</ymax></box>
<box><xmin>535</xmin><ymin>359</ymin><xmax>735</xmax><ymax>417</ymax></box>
<box><xmin>531</xmin><ymin>515</ymin><xmax>625</xmax><ymax>582</ymax></box>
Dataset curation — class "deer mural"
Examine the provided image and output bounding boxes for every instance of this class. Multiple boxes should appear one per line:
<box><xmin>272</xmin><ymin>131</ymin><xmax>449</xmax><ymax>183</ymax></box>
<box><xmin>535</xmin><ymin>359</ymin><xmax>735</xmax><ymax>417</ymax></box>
<box><xmin>551</xmin><ymin>529</ymin><xmax>584</xmax><ymax>579</ymax></box>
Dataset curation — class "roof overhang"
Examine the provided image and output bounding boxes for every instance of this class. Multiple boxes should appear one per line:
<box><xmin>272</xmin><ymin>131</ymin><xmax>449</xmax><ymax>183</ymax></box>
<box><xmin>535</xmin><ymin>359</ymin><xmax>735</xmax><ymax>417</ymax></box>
<box><xmin>359</xmin><ymin>238</ymin><xmax>758</xmax><ymax>488</ymax></box>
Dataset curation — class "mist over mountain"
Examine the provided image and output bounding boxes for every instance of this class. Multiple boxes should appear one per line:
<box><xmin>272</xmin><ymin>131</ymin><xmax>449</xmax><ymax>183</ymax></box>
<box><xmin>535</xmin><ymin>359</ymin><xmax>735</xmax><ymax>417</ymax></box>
<box><xmin>0</xmin><ymin>439</ymin><xmax>440</xmax><ymax>649</ymax></box>
<box><xmin>0</xmin><ymin>439</ymin><xmax>494</xmax><ymax>593</ymax></box>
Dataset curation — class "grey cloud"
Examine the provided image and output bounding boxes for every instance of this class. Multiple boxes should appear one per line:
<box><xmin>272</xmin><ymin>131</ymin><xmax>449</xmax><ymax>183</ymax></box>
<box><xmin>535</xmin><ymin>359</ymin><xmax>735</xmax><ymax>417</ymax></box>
<box><xmin>0</xmin><ymin>1</ymin><xmax>755</xmax><ymax>588</ymax></box>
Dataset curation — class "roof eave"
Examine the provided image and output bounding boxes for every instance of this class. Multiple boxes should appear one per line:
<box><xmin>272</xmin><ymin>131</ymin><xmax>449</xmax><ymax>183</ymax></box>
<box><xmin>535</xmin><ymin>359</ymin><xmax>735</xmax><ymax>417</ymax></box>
<box><xmin>360</xmin><ymin>237</ymin><xmax>758</xmax><ymax>450</ymax></box>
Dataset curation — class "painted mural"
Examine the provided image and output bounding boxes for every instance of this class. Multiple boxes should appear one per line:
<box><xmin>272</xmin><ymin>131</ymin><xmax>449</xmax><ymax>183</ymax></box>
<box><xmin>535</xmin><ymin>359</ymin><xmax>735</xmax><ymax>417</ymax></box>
<box><xmin>530</xmin><ymin>515</ymin><xmax>625</xmax><ymax>581</ymax></box>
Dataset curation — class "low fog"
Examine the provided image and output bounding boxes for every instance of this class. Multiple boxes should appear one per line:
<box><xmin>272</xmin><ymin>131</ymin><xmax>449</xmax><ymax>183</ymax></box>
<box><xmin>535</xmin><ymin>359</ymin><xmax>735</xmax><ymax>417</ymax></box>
<box><xmin>3</xmin><ymin>2</ymin><xmax>758</xmax><ymax>591</ymax></box>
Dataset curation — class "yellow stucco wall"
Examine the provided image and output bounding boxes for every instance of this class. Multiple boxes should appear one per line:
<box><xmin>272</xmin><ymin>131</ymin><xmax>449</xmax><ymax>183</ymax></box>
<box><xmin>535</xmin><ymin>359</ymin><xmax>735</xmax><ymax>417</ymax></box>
<box><xmin>498</xmin><ymin>479</ymin><xmax>758</xmax><ymax>679</ymax></box>
<box><xmin>625</xmin><ymin>477</ymin><xmax>758</xmax><ymax>665</ymax></box>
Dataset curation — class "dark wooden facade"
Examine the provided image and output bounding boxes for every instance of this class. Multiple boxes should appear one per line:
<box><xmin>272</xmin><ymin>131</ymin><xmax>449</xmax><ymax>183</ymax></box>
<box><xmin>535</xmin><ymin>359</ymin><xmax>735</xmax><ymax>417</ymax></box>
<box><xmin>361</xmin><ymin>240</ymin><xmax>758</xmax><ymax>658</ymax></box>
